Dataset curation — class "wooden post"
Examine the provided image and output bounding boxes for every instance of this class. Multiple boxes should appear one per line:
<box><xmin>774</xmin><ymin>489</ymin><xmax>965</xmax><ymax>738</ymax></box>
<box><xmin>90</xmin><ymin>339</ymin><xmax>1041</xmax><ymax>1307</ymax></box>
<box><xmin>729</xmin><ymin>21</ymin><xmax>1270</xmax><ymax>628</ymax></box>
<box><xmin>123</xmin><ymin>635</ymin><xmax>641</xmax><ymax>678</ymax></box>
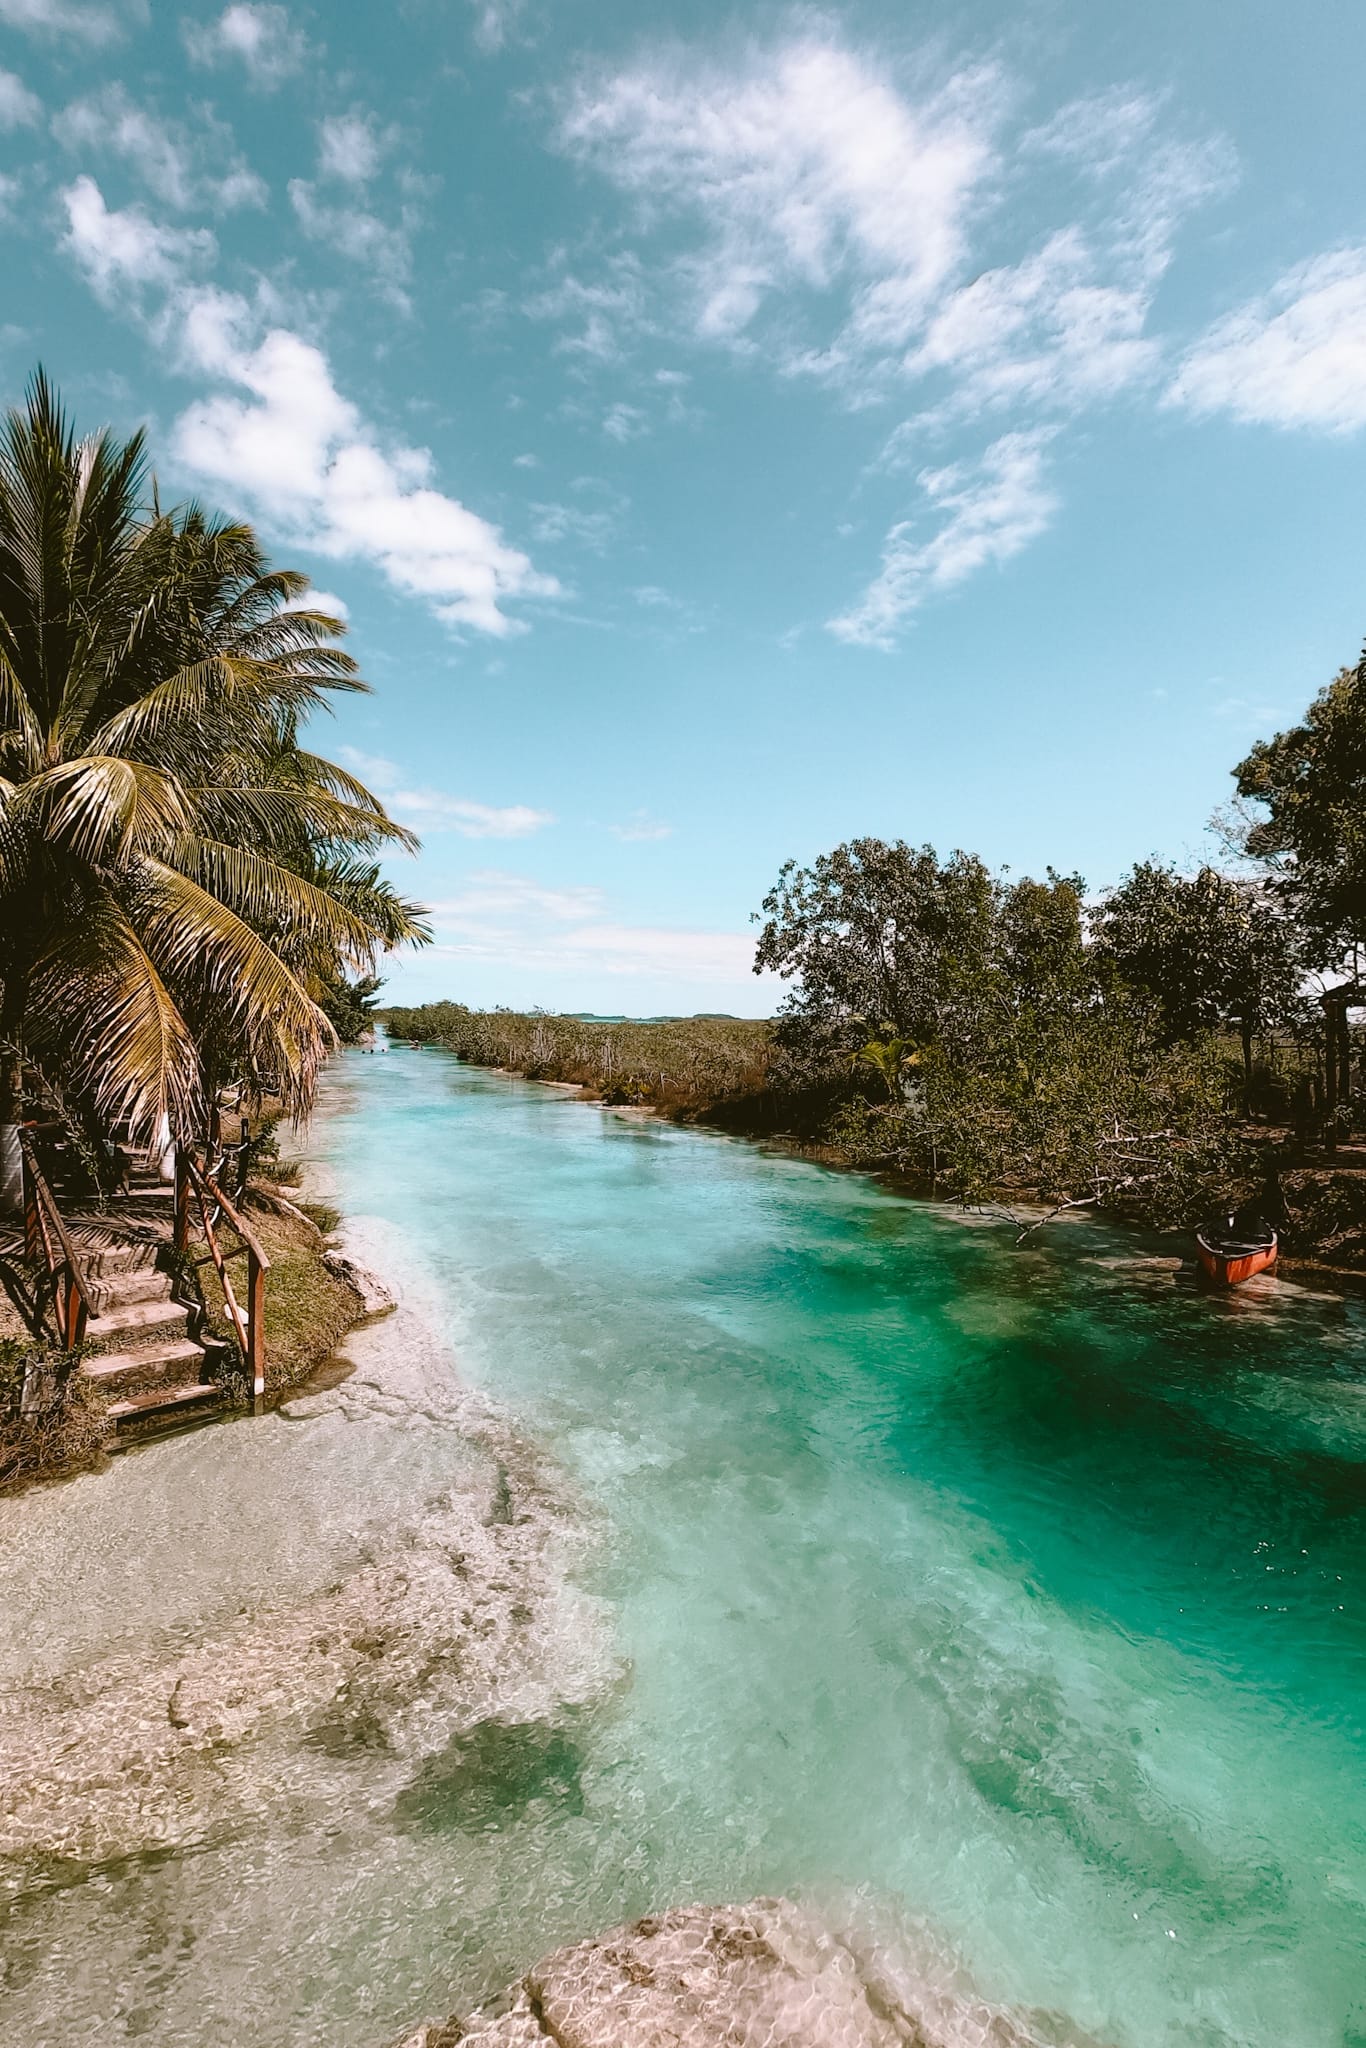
<box><xmin>174</xmin><ymin>1150</ymin><xmax>190</xmax><ymax>1255</ymax></box>
<box><xmin>247</xmin><ymin>1246</ymin><xmax>266</xmax><ymax>1414</ymax></box>
<box><xmin>22</xmin><ymin>1144</ymin><xmax>39</xmax><ymax>1264</ymax></box>
<box><xmin>65</xmin><ymin>1276</ymin><xmax>88</xmax><ymax>1350</ymax></box>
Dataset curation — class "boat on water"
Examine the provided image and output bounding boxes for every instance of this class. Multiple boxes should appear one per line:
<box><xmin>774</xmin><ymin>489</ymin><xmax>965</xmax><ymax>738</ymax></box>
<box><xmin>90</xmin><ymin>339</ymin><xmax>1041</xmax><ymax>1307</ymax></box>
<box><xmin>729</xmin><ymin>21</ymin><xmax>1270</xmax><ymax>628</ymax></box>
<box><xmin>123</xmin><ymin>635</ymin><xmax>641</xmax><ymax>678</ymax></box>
<box><xmin>1195</xmin><ymin>1210</ymin><xmax>1278</xmax><ymax>1286</ymax></box>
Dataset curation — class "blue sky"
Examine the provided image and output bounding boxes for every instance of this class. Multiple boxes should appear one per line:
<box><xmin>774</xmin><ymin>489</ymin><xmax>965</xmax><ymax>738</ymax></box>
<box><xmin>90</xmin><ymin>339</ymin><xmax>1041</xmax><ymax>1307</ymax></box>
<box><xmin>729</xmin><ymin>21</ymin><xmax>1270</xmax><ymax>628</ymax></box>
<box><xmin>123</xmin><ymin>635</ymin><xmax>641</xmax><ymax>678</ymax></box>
<box><xmin>3</xmin><ymin>0</ymin><xmax>1365</xmax><ymax>1014</ymax></box>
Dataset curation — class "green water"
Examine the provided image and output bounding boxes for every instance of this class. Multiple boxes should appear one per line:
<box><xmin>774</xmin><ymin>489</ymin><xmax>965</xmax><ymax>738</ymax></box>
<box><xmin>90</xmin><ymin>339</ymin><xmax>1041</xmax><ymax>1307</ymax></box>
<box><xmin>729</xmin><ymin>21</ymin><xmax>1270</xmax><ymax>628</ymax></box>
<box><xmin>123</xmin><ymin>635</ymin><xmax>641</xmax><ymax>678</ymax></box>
<box><xmin>4</xmin><ymin>1045</ymin><xmax>1366</xmax><ymax>2045</ymax></box>
<box><xmin>318</xmin><ymin>1051</ymin><xmax>1366</xmax><ymax>2046</ymax></box>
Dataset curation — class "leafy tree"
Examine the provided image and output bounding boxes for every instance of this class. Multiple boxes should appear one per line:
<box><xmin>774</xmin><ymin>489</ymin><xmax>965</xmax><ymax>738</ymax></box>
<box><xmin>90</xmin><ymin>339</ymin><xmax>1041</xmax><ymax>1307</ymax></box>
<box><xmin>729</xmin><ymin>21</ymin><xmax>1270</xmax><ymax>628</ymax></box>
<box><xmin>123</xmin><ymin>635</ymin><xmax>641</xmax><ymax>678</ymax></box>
<box><xmin>1094</xmin><ymin>861</ymin><xmax>1300</xmax><ymax>1079</ymax></box>
<box><xmin>753</xmin><ymin>838</ymin><xmax>1001</xmax><ymax>1068</ymax></box>
<box><xmin>318</xmin><ymin>972</ymin><xmax>385</xmax><ymax>1044</ymax></box>
<box><xmin>1233</xmin><ymin>658</ymin><xmax>1366</xmax><ymax>973</ymax></box>
<box><xmin>0</xmin><ymin>373</ymin><xmax>428</xmax><ymax>1209</ymax></box>
<box><xmin>756</xmin><ymin>839</ymin><xmax>1254</xmax><ymax>1227</ymax></box>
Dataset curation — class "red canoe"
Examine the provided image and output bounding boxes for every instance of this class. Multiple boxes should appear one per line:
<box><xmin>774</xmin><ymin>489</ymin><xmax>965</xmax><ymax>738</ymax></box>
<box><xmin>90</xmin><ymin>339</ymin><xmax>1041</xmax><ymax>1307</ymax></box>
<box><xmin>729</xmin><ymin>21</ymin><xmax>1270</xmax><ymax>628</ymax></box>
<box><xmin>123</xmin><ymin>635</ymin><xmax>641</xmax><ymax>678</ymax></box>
<box><xmin>1195</xmin><ymin>1214</ymin><xmax>1278</xmax><ymax>1286</ymax></box>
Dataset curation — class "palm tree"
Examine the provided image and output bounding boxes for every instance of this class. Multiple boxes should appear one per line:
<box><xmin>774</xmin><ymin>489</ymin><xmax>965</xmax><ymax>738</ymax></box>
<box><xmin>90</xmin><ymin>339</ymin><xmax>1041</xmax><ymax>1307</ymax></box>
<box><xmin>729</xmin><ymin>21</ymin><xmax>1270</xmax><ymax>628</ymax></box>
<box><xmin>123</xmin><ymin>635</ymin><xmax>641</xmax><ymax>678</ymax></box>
<box><xmin>850</xmin><ymin>1033</ymin><xmax>921</xmax><ymax>1102</ymax></box>
<box><xmin>0</xmin><ymin>372</ymin><xmax>427</xmax><ymax>1209</ymax></box>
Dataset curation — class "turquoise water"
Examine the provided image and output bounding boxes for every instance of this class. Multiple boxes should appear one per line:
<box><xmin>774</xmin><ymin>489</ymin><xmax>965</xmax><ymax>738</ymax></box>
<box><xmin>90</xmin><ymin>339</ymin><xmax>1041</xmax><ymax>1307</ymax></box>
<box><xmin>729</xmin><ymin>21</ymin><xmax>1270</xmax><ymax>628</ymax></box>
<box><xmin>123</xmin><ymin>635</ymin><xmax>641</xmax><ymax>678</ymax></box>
<box><xmin>4</xmin><ymin>1043</ymin><xmax>1366</xmax><ymax>2046</ymax></box>
<box><xmin>308</xmin><ymin>1048</ymin><xmax>1366</xmax><ymax>2047</ymax></box>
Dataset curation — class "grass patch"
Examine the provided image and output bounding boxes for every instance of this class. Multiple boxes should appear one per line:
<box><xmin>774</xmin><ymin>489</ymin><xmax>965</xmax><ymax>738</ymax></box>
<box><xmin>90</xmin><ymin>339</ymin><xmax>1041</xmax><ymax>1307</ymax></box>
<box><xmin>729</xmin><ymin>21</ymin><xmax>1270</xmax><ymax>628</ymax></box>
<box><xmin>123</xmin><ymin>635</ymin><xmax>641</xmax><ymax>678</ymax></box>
<box><xmin>195</xmin><ymin>1200</ymin><xmax>360</xmax><ymax>1400</ymax></box>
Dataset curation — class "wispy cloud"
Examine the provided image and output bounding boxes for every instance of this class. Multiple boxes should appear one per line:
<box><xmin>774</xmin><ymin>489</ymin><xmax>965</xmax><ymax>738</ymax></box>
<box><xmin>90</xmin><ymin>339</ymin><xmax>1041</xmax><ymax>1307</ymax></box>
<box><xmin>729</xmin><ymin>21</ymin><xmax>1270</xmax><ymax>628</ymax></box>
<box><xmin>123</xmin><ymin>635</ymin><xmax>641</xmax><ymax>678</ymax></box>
<box><xmin>182</xmin><ymin>3</ymin><xmax>308</xmax><ymax>89</ymax></box>
<box><xmin>317</xmin><ymin>109</ymin><xmax>390</xmax><ymax>185</ymax></box>
<box><xmin>829</xmin><ymin>428</ymin><xmax>1058</xmax><ymax>648</ymax></box>
<box><xmin>288</xmin><ymin>181</ymin><xmax>415</xmax><ymax>304</ymax></box>
<box><xmin>340</xmin><ymin>751</ymin><xmax>554</xmax><ymax>838</ymax></box>
<box><xmin>557</xmin><ymin>37</ymin><xmax>999</xmax><ymax>358</ymax></box>
<box><xmin>467</xmin><ymin>0</ymin><xmax>523</xmax><ymax>55</ymax></box>
<box><xmin>0</xmin><ymin>69</ymin><xmax>41</xmax><ymax>128</ymax></box>
<box><xmin>53</xmin><ymin>84</ymin><xmax>267</xmax><ymax>212</ymax></box>
<box><xmin>602</xmin><ymin>401</ymin><xmax>648</xmax><ymax>442</ymax></box>
<box><xmin>610</xmin><ymin>809</ymin><xmax>673</xmax><ymax>842</ymax></box>
<box><xmin>289</xmin><ymin>107</ymin><xmax>419</xmax><ymax>304</ymax></box>
<box><xmin>428</xmin><ymin>872</ymin><xmax>605</xmax><ymax>926</ymax></box>
<box><xmin>0</xmin><ymin>0</ymin><xmax>127</xmax><ymax>42</ymax></box>
<box><xmin>1167</xmin><ymin>249</ymin><xmax>1366</xmax><ymax>433</ymax></box>
<box><xmin>549</xmin><ymin>33</ymin><xmax>1233</xmax><ymax>639</ymax></box>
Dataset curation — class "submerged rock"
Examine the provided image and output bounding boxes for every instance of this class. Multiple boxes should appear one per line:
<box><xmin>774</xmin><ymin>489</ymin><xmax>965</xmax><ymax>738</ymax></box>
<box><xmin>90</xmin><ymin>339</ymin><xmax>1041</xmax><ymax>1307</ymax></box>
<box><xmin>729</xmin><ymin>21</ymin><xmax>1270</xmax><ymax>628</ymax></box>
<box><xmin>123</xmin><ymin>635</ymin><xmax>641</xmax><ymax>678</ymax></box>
<box><xmin>0</xmin><ymin>1437</ymin><xmax>612</xmax><ymax>1875</ymax></box>
<box><xmin>393</xmin><ymin>1899</ymin><xmax>1081</xmax><ymax>2048</ymax></box>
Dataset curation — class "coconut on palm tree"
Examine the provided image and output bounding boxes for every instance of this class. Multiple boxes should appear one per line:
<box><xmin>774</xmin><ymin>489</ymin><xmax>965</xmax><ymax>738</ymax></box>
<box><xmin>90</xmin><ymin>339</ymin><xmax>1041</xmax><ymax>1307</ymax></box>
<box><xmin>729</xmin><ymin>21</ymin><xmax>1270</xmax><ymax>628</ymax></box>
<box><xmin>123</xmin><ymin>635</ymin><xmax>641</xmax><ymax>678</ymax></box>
<box><xmin>0</xmin><ymin>373</ymin><xmax>427</xmax><ymax>1209</ymax></box>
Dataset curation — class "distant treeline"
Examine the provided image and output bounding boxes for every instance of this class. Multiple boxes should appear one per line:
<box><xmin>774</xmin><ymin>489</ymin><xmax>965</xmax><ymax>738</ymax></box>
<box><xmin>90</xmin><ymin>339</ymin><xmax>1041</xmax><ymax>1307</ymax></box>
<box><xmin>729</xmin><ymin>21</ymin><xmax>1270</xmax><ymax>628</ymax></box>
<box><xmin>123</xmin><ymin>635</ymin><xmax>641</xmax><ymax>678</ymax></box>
<box><xmin>380</xmin><ymin>1005</ymin><xmax>773</xmax><ymax>1118</ymax></box>
<box><xmin>383</xmin><ymin>652</ymin><xmax>1366</xmax><ymax>1241</ymax></box>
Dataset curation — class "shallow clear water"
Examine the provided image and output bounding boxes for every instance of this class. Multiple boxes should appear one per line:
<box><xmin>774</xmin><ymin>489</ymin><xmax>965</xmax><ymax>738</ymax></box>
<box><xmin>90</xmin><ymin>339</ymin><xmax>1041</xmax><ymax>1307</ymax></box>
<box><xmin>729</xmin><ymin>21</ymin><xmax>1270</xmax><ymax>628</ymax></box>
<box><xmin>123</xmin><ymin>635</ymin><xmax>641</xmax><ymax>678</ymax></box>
<box><xmin>5</xmin><ymin>1046</ymin><xmax>1366</xmax><ymax>2046</ymax></box>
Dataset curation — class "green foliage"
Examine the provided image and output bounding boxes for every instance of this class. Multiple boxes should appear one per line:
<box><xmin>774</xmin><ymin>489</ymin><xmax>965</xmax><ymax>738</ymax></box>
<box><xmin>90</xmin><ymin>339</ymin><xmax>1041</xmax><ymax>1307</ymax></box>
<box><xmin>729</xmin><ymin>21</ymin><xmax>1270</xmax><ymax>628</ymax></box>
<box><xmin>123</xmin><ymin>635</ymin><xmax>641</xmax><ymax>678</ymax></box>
<box><xmin>0</xmin><ymin>371</ymin><xmax>429</xmax><ymax>1144</ymax></box>
<box><xmin>1094</xmin><ymin>861</ymin><xmax>1302</xmax><ymax>1064</ymax></box>
<box><xmin>318</xmin><ymin>972</ymin><xmax>385</xmax><ymax>1044</ymax></box>
<box><xmin>1234</xmin><ymin>658</ymin><xmax>1366</xmax><ymax>968</ymax></box>
<box><xmin>757</xmin><ymin>837</ymin><xmax>1254</xmax><ymax>1226</ymax></box>
<box><xmin>379</xmin><ymin>1005</ymin><xmax>772</xmax><ymax>1115</ymax></box>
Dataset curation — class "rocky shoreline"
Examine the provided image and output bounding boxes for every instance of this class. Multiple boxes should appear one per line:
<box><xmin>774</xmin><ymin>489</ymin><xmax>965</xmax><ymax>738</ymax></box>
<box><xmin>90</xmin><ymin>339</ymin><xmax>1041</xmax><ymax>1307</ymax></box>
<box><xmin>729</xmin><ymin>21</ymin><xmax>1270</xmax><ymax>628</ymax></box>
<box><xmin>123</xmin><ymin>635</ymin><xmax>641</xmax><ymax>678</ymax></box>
<box><xmin>0</xmin><ymin>1187</ymin><xmax>616</xmax><ymax>1900</ymax></box>
<box><xmin>389</xmin><ymin>1898</ymin><xmax>1091</xmax><ymax>2048</ymax></box>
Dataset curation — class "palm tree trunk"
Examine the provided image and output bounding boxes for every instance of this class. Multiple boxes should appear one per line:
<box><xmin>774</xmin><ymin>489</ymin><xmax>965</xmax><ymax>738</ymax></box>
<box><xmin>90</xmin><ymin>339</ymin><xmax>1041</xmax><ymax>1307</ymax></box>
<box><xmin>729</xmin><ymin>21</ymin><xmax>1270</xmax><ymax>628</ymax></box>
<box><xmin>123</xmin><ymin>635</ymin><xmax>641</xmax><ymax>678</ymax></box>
<box><xmin>0</xmin><ymin>1044</ymin><xmax>23</xmax><ymax>1218</ymax></box>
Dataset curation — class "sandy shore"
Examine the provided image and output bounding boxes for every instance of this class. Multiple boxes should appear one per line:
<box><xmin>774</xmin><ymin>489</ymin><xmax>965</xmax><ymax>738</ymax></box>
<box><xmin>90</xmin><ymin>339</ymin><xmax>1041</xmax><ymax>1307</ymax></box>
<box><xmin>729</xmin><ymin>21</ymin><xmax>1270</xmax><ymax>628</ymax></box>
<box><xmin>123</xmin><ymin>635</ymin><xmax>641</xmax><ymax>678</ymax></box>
<box><xmin>0</xmin><ymin>1152</ymin><xmax>616</xmax><ymax>1883</ymax></box>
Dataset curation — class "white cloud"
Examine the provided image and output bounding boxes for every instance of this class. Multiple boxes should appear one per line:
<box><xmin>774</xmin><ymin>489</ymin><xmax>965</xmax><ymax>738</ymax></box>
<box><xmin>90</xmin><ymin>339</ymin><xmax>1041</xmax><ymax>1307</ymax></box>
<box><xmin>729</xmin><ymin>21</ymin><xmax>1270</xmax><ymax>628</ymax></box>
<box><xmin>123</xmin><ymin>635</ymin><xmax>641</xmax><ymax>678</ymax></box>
<box><xmin>288</xmin><ymin>180</ymin><xmax>414</xmax><ymax>302</ymax></box>
<box><xmin>602</xmin><ymin>401</ymin><xmax>648</xmax><ymax>442</ymax></box>
<box><xmin>610</xmin><ymin>809</ymin><xmax>673</xmax><ymax>842</ymax></box>
<box><xmin>556</xmin><ymin>48</ymin><xmax>1228</xmax><ymax>396</ymax></box>
<box><xmin>558</xmin><ymin>38</ymin><xmax>999</xmax><ymax>355</ymax></box>
<box><xmin>52</xmin><ymin>84</ymin><xmax>267</xmax><ymax>212</ymax></box>
<box><xmin>429</xmin><ymin>872</ymin><xmax>604</xmax><ymax>926</ymax></box>
<box><xmin>339</xmin><ymin>753</ymin><xmax>553</xmax><ymax>838</ymax></box>
<box><xmin>829</xmin><ymin>428</ymin><xmax>1058</xmax><ymax>648</ymax></box>
<box><xmin>183</xmin><ymin>3</ymin><xmax>306</xmax><ymax>88</ymax></box>
<box><xmin>281</xmin><ymin>586</ymin><xmax>349</xmax><ymax>620</ymax></box>
<box><xmin>60</xmin><ymin>175</ymin><xmax>215</xmax><ymax>299</ymax></box>
<box><xmin>421</xmin><ymin>869</ymin><xmax>778</xmax><ymax>1000</ymax></box>
<box><xmin>562</xmin><ymin>924</ymin><xmax>757</xmax><ymax>981</ymax></box>
<box><xmin>529</xmin><ymin>499</ymin><xmax>616</xmax><ymax>551</ymax></box>
<box><xmin>0</xmin><ymin>69</ymin><xmax>41</xmax><ymax>127</ymax></box>
<box><xmin>524</xmin><ymin>258</ymin><xmax>650</xmax><ymax>365</ymax></box>
<box><xmin>389</xmin><ymin>792</ymin><xmax>554</xmax><ymax>838</ymax></box>
<box><xmin>1167</xmin><ymin>249</ymin><xmax>1366</xmax><ymax>433</ymax></box>
<box><xmin>317</xmin><ymin>110</ymin><xmax>387</xmax><ymax>184</ymax></box>
<box><xmin>171</xmin><ymin>294</ymin><xmax>558</xmax><ymax>635</ymax></box>
<box><xmin>0</xmin><ymin>0</ymin><xmax>123</xmax><ymax>40</ymax></box>
<box><xmin>55</xmin><ymin>189</ymin><xmax>554</xmax><ymax>637</ymax></box>
<box><xmin>467</xmin><ymin>0</ymin><xmax>522</xmax><ymax>54</ymax></box>
<box><xmin>551</xmin><ymin>31</ymin><xmax>1232</xmax><ymax>624</ymax></box>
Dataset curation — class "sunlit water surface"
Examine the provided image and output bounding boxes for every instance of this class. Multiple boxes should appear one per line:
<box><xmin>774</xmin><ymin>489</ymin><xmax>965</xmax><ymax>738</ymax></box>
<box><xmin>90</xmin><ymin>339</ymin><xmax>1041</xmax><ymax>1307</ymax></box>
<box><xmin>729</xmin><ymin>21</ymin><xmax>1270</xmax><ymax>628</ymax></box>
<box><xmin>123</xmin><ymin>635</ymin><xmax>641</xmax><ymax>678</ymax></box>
<box><xmin>4</xmin><ymin>1046</ymin><xmax>1366</xmax><ymax>2047</ymax></box>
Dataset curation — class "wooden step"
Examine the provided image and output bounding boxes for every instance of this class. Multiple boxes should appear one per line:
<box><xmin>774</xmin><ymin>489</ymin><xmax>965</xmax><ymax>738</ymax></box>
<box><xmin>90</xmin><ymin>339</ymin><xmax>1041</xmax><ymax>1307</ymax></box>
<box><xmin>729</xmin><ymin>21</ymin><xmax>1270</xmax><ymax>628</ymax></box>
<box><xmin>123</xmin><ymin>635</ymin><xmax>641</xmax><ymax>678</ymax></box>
<box><xmin>85</xmin><ymin>1297</ymin><xmax>189</xmax><ymax>1350</ymax></box>
<box><xmin>81</xmin><ymin>1337</ymin><xmax>205</xmax><ymax>1387</ymax></box>
<box><xmin>58</xmin><ymin>1235</ymin><xmax>159</xmax><ymax>1277</ymax></box>
<box><xmin>92</xmin><ymin>1267</ymin><xmax>173</xmax><ymax>1310</ymax></box>
<box><xmin>106</xmin><ymin>1383</ymin><xmax>221</xmax><ymax>1424</ymax></box>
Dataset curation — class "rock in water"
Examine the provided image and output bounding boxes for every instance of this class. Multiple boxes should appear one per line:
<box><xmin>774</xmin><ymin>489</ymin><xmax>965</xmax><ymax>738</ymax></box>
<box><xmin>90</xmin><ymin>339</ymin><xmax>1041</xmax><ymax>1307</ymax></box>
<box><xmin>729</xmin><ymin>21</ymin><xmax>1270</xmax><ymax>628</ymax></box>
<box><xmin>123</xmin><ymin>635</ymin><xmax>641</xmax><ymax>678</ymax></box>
<box><xmin>393</xmin><ymin>1898</ymin><xmax>1066</xmax><ymax>2047</ymax></box>
<box><xmin>323</xmin><ymin>1248</ymin><xmax>396</xmax><ymax>1313</ymax></box>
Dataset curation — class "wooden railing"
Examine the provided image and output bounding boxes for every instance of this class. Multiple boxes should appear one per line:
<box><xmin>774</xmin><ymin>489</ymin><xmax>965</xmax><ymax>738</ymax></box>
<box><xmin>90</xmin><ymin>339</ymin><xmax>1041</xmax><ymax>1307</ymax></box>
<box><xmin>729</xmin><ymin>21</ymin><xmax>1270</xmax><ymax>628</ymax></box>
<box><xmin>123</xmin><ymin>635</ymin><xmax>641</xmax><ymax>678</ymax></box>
<box><xmin>19</xmin><ymin>1128</ymin><xmax>95</xmax><ymax>1351</ymax></box>
<box><xmin>176</xmin><ymin>1150</ymin><xmax>271</xmax><ymax>1412</ymax></box>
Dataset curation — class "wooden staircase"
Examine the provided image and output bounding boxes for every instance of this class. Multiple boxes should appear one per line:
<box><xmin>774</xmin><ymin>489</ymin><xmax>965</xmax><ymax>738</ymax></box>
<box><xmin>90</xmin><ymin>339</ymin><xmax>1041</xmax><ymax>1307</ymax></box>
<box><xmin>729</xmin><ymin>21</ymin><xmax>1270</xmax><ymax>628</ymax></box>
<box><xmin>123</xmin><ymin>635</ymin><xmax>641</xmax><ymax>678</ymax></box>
<box><xmin>78</xmin><ymin>1238</ymin><xmax>222</xmax><ymax>1434</ymax></box>
<box><xmin>12</xmin><ymin>1131</ymin><xmax>244</xmax><ymax>1444</ymax></box>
